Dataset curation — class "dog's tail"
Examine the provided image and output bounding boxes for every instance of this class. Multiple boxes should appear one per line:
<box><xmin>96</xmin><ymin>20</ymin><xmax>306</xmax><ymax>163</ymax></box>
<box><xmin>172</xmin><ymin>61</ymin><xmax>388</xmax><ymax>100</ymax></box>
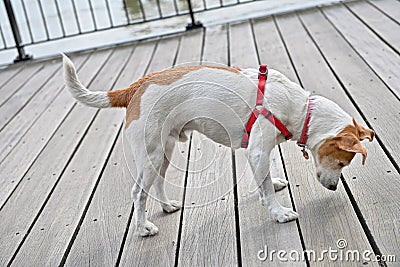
<box><xmin>62</xmin><ymin>53</ymin><xmax>113</xmax><ymax>108</ymax></box>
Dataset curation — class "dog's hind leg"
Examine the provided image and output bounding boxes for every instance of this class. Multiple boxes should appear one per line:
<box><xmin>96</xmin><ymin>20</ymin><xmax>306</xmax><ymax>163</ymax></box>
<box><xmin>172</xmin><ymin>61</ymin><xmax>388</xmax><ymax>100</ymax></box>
<box><xmin>131</xmin><ymin>147</ymin><xmax>164</xmax><ymax>237</ymax></box>
<box><xmin>154</xmin><ymin>137</ymin><xmax>181</xmax><ymax>213</ymax></box>
<box><xmin>132</xmin><ymin>169</ymin><xmax>159</xmax><ymax>236</ymax></box>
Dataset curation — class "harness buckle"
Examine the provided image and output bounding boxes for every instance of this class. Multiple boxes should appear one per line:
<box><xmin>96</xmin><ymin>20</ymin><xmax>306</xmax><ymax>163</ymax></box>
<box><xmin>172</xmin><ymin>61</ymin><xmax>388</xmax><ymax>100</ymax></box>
<box><xmin>258</xmin><ymin>70</ymin><xmax>268</xmax><ymax>78</ymax></box>
<box><xmin>298</xmin><ymin>143</ymin><xmax>310</xmax><ymax>160</ymax></box>
<box><xmin>258</xmin><ymin>64</ymin><xmax>268</xmax><ymax>78</ymax></box>
<box><xmin>302</xmin><ymin>147</ymin><xmax>309</xmax><ymax>160</ymax></box>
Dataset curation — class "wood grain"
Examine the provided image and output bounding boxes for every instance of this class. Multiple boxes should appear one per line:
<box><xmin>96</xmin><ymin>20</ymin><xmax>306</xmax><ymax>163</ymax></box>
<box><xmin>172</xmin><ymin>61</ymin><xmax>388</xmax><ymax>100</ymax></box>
<box><xmin>0</xmin><ymin>49</ymin><xmax>112</xmax><ymax>210</ymax></box>
<box><xmin>0</xmin><ymin>53</ymin><xmax>88</xmax><ymax>164</ymax></box>
<box><xmin>0</xmin><ymin>60</ymin><xmax>61</xmax><ymax>130</ymax></box>
<box><xmin>0</xmin><ymin>63</ymin><xmax>42</xmax><ymax>107</ymax></box>
<box><xmin>322</xmin><ymin>4</ymin><xmax>400</xmax><ymax>99</ymax></box>
<box><xmin>369</xmin><ymin>0</ymin><xmax>400</xmax><ymax>23</ymax></box>
<box><xmin>0</xmin><ymin>47</ymin><xmax>130</xmax><ymax>266</ymax></box>
<box><xmin>346</xmin><ymin>1</ymin><xmax>400</xmax><ymax>53</ymax></box>
<box><xmin>178</xmin><ymin>132</ymin><xmax>237</xmax><ymax>266</ymax></box>
<box><xmin>119</xmin><ymin>35</ymin><xmax>189</xmax><ymax>266</ymax></box>
<box><xmin>230</xmin><ymin>20</ymin><xmax>304</xmax><ymax>266</ymax></box>
<box><xmin>299</xmin><ymin>8</ymin><xmax>400</xmax><ymax>260</ymax></box>
<box><xmin>301</xmin><ymin>8</ymin><xmax>400</xmax><ymax>167</ymax></box>
<box><xmin>64</xmin><ymin>42</ymin><xmax>156</xmax><ymax>266</ymax></box>
<box><xmin>0</xmin><ymin>64</ymin><xmax>23</xmax><ymax>89</ymax></box>
<box><xmin>1</xmin><ymin>2</ymin><xmax>400</xmax><ymax>265</ymax></box>
<box><xmin>202</xmin><ymin>25</ymin><xmax>228</xmax><ymax>64</ymax></box>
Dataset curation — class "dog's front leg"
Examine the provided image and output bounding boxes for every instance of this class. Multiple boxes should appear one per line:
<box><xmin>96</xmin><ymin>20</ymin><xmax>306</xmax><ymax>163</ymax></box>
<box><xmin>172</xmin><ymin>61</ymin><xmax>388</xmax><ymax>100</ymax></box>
<box><xmin>270</xmin><ymin>148</ymin><xmax>289</xmax><ymax>192</ymax></box>
<box><xmin>248</xmin><ymin>130</ymin><xmax>298</xmax><ymax>223</ymax></box>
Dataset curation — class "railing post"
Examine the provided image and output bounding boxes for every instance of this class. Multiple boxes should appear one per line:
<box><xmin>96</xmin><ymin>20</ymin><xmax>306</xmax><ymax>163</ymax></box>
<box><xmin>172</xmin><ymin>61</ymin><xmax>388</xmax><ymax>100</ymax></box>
<box><xmin>4</xmin><ymin>0</ymin><xmax>32</xmax><ymax>62</ymax></box>
<box><xmin>185</xmin><ymin>0</ymin><xmax>203</xmax><ymax>30</ymax></box>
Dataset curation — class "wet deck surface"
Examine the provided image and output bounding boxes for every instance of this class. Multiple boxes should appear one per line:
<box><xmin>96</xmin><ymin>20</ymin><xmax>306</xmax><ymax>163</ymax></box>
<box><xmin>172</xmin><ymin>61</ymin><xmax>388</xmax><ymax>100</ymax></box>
<box><xmin>0</xmin><ymin>0</ymin><xmax>399</xmax><ymax>266</ymax></box>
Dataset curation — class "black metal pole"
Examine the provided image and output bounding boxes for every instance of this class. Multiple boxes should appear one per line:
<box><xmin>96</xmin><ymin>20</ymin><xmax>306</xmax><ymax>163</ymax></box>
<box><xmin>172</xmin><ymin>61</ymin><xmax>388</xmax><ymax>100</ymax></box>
<box><xmin>4</xmin><ymin>0</ymin><xmax>32</xmax><ymax>62</ymax></box>
<box><xmin>186</xmin><ymin>0</ymin><xmax>203</xmax><ymax>30</ymax></box>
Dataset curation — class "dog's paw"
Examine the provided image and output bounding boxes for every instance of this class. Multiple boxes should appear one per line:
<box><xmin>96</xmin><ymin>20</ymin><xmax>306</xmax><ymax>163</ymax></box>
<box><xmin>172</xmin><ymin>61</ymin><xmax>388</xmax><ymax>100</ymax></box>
<box><xmin>137</xmin><ymin>220</ymin><xmax>159</xmax><ymax>237</ymax></box>
<box><xmin>272</xmin><ymin>178</ymin><xmax>288</xmax><ymax>192</ymax></box>
<box><xmin>271</xmin><ymin>206</ymin><xmax>298</xmax><ymax>223</ymax></box>
<box><xmin>162</xmin><ymin>200</ymin><xmax>181</xmax><ymax>213</ymax></box>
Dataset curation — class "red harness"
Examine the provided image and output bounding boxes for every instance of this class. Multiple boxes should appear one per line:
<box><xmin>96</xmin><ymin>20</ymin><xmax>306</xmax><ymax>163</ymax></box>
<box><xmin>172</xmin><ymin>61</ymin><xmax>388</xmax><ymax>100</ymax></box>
<box><xmin>241</xmin><ymin>64</ymin><xmax>313</xmax><ymax>160</ymax></box>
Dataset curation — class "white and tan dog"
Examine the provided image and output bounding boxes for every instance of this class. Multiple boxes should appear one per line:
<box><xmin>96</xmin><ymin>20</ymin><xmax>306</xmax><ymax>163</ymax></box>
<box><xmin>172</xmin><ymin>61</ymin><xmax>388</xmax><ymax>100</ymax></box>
<box><xmin>62</xmin><ymin>54</ymin><xmax>374</xmax><ymax>237</ymax></box>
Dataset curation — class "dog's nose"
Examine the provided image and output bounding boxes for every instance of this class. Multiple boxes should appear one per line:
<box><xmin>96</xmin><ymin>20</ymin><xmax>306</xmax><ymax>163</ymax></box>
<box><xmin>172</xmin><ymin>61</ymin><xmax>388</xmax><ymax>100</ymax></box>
<box><xmin>327</xmin><ymin>184</ymin><xmax>337</xmax><ymax>191</ymax></box>
<box><xmin>317</xmin><ymin>171</ymin><xmax>321</xmax><ymax>179</ymax></box>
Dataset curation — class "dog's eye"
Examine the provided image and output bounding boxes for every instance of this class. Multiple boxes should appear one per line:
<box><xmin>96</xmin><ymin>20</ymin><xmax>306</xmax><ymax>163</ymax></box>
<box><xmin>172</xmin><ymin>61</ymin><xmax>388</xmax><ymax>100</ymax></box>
<box><xmin>338</xmin><ymin>162</ymin><xmax>345</xmax><ymax>167</ymax></box>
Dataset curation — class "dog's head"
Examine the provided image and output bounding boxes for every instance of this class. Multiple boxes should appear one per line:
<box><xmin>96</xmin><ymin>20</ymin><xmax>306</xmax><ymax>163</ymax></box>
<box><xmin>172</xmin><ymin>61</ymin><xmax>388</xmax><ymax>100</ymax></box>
<box><xmin>311</xmin><ymin>118</ymin><xmax>374</xmax><ymax>191</ymax></box>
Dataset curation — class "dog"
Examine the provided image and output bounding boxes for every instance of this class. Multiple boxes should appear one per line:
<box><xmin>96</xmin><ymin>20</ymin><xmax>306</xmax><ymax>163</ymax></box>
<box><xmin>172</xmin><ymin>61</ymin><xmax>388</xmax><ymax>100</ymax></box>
<box><xmin>62</xmin><ymin>54</ymin><xmax>374</xmax><ymax>237</ymax></box>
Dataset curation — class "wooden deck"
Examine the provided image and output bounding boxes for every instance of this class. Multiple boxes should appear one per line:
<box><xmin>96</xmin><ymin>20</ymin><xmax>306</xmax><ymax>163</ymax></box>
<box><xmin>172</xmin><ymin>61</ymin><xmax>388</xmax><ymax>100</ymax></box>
<box><xmin>1</xmin><ymin>0</ymin><xmax>399</xmax><ymax>266</ymax></box>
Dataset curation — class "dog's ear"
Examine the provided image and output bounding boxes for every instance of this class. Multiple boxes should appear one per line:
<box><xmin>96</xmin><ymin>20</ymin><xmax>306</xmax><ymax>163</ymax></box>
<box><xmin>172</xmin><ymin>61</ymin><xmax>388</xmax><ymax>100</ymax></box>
<box><xmin>336</xmin><ymin>135</ymin><xmax>367</xmax><ymax>165</ymax></box>
<box><xmin>352</xmin><ymin>118</ymin><xmax>374</xmax><ymax>142</ymax></box>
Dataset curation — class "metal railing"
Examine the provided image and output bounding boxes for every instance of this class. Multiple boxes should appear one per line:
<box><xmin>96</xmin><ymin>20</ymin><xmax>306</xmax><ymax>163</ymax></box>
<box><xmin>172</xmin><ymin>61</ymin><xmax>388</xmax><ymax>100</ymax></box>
<box><xmin>0</xmin><ymin>0</ymin><xmax>258</xmax><ymax>62</ymax></box>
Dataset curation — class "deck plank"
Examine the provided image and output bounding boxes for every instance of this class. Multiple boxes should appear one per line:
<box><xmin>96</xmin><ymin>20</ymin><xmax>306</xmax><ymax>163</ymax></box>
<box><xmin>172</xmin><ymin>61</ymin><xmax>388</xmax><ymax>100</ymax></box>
<box><xmin>0</xmin><ymin>63</ymin><xmax>42</xmax><ymax>107</ymax></box>
<box><xmin>175</xmin><ymin>29</ymin><xmax>204</xmax><ymax>65</ymax></box>
<box><xmin>176</xmin><ymin>26</ymin><xmax>238</xmax><ymax>266</ymax></box>
<box><xmin>0</xmin><ymin>49</ymin><xmax>112</xmax><ymax>210</ymax></box>
<box><xmin>202</xmin><ymin>25</ymin><xmax>229</xmax><ymax>64</ymax></box>
<box><xmin>64</xmin><ymin>42</ymin><xmax>156</xmax><ymax>266</ymax></box>
<box><xmin>63</xmin><ymin>134</ymin><xmax>130</xmax><ymax>266</ymax></box>
<box><xmin>119</xmin><ymin>35</ymin><xmax>186</xmax><ymax>267</ymax></box>
<box><xmin>369</xmin><ymin>0</ymin><xmax>400</xmax><ymax>23</ymax></box>
<box><xmin>10</xmin><ymin>110</ymin><xmax>123</xmax><ymax>266</ymax></box>
<box><xmin>0</xmin><ymin>60</ymin><xmax>61</xmax><ymax>130</ymax></box>
<box><xmin>0</xmin><ymin>53</ymin><xmax>88</xmax><ymax>164</ymax></box>
<box><xmin>301</xmin><ymin>8</ymin><xmax>400</xmax><ymax>168</ymax></box>
<box><xmin>0</xmin><ymin>97</ymin><xmax>112</xmax><ymax>266</ymax></box>
<box><xmin>1</xmin><ymin>2</ymin><xmax>400</xmax><ymax>265</ymax></box>
<box><xmin>275</xmin><ymin>14</ymin><xmax>378</xmax><ymax>266</ymax></box>
<box><xmin>346</xmin><ymin>1</ymin><xmax>400</xmax><ymax>53</ymax></box>
<box><xmin>0</xmin><ymin>64</ymin><xmax>23</xmax><ymax>89</ymax></box>
<box><xmin>7</xmin><ymin>46</ymin><xmax>133</xmax><ymax>266</ymax></box>
<box><xmin>322</xmin><ymin>4</ymin><xmax>400</xmax><ymax>99</ymax></box>
<box><xmin>179</xmin><ymin>132</ymin><xmax>237</xmax><ymax>266</ymax></box>
<box><xmin>229</xmin><ymin>21</ymin><xmax>304</xmax><ymax>266</ymax></box>
<box><xmin>299</xmin><ymin>8</ymin><xmax>400</xmax><ymax>260</ymax></box>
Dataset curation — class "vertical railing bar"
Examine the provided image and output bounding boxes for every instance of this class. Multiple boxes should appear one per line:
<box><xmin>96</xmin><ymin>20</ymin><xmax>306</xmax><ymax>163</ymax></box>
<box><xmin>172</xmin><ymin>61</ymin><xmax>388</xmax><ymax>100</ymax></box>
<box><xmin>138</xmin><ymin>0</ymin><xmax>146</xmax><ymax>21</ymax></box>
<box><xmin>185</xmin><ymin>0</ymin><xmax>203</xmax><ymax>30</ymax></box>
<box><xmin>53</xmin><ymin>0</ymin><xmax>66</xmax><ymax>37</ymax></box>
<box><xmin>37</xmin><ymin>0</ymin><xmax>50</xmax><ymax>40</ymax></box>
<box><xmin>3</xmin><ymin>0</ymin><xmax>31</xmax><ymax>61</ymax></box>
<box><xmin>122</xmin><ymin>0</ymin><xmax>130</xmax><ymax>24</ymax></box>
<box><xmin>0</xmin><ymin>24</ymin><xmax>7</xmax><ymax>49</ymax></box>
<box><xmin>0</xmin><ymin>0</ymin><xmax>260</xmax><ymax>61</ymax></box>
<box><xmin>172</xmin><ymin>0</ymin><xmax>179</xmax><ymax>15</ymax></box>
<box><xmin>202</xmin><ymin>0</ymin><xmax>207</xmax><ymax>10</ymax></box>
<box><xmin>104</xmin><ymin>0</ymin><xmax>113</xmax><ymax>27</ymax></box>
<box><xmin>87</xmin><ymin>0</ymin><xmax>98</xmax><ymax>30</ymax></box>
<box><xmin>70</xmin><ymin>0</ymin><xmax>82</xmax><ymax>34</ymax></box>
<box><xmin>155</xmin><ymin>0</ymin><xmax>163</xmax><ymax>18</ymax></box>
<box><xmin>20</xmin><ymin>0</ymin><xmax>34</xmax><ymax>43</ymax></box>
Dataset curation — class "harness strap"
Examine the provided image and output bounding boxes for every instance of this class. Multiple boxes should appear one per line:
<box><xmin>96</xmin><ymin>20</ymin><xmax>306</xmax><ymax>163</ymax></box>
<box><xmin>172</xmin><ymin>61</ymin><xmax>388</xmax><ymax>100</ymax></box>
<box><xmin>297</xmin><ymin>97</ymin><xmax>314</xmax><ymax>159</ymax></box>
<box><xmin>256</xmin><ymin>64</ymin><xmax>268</xmax><ymax>105</ymax></box>
<box><xmin>241</xmin><ymin>65</ymin><xmax>293</xmax><ymax>148</ymax></box>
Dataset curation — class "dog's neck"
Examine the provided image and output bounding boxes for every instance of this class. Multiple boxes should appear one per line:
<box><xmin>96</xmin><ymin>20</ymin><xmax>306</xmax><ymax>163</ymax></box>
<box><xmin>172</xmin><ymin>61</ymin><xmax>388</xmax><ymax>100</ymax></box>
<box><xmin>289</xmin><ymin>95</ymin><xmax>353</xmax><ymax>150</ymax></box>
